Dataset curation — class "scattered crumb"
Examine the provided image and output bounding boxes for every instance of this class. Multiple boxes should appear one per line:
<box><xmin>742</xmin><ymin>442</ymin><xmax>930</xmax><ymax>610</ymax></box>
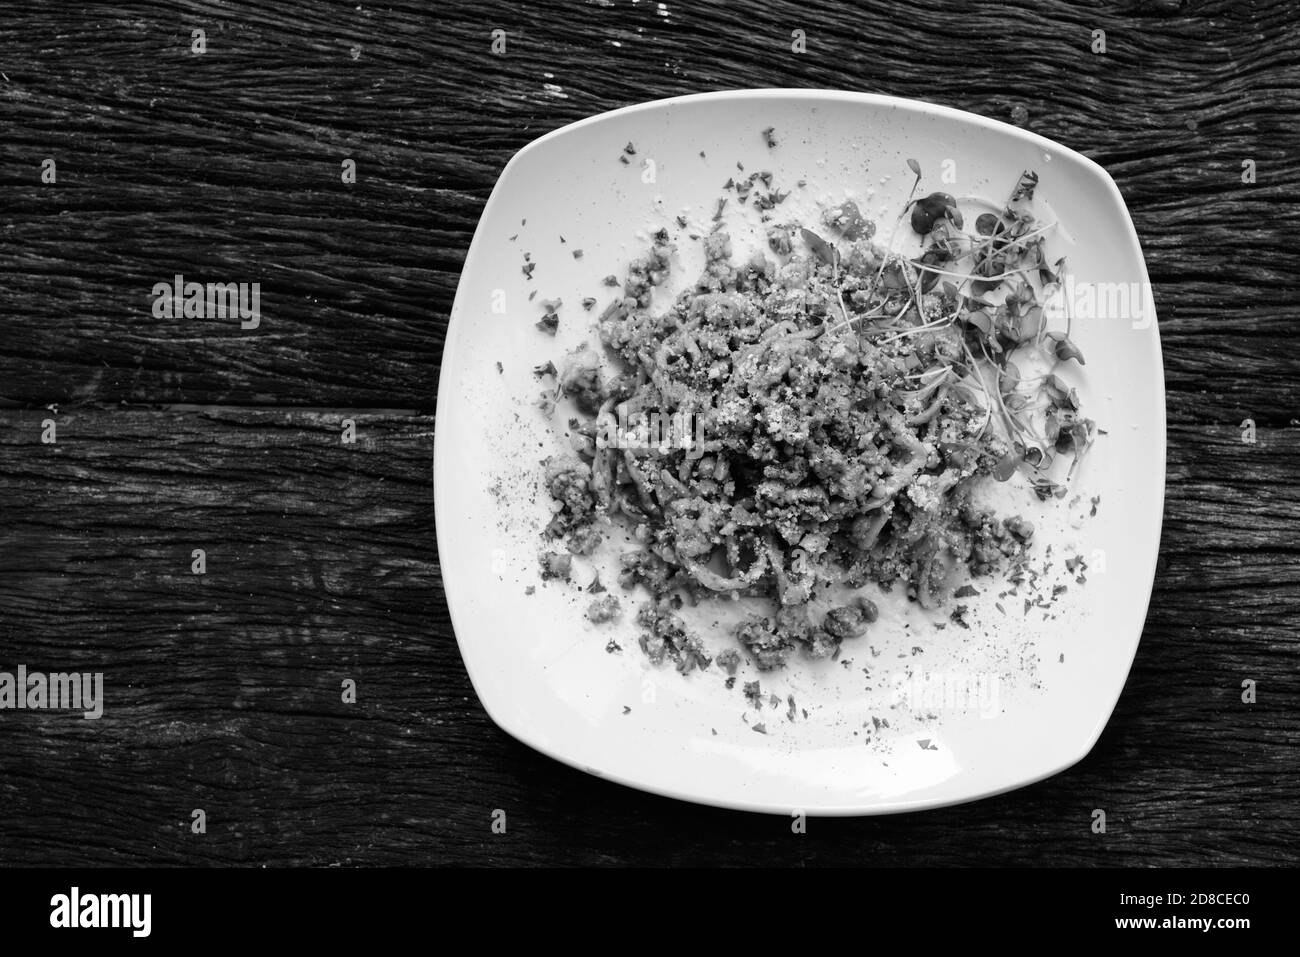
<box><xmin>586</xmin><ymin>595</ymin><xmax>622</xmax><ymax>623</ymax></box>
<box><xmin>716</xmin><ymin>648</ymin><xmax>741</xmax><ymax>674</ymax></box>
<box><xmin>538</xmin><ymin>550</ymin><xmax>571</xmax><ymax>581</ymax></box>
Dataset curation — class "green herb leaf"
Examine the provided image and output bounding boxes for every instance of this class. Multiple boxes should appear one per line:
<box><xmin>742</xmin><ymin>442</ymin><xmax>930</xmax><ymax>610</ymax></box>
<box><xmin>966</xmin><ymin>309</ymin><xmax>992</xmax><ymax>335</ymax></box>
<box><xmin>1016</xmin><ymin>305</ymin><xmax>1044</xmax><ymax>343</ymax></box>
<box><xmin>1044</xmin><ymin>414</ymin><xmax>1062</xmax><ymax>444</ymax></box>
<box><xmin>1047</xmin><ymin>332</ymin><xmax>1086</xmax><ymax>364</ymax></box>
<box><xmin>1011</xmin><ymin>170</ymin><xmax>1039</xmax><ymax>202</ymax></box>
<box><xmin>1042</xmin><ymin>373</ymin><xmax>1069</xmax><ymax>404</ymax></box>
<box><xmin>1000</xmin><ymin>360</ymin><xmax>1021</xmax><ymax>394</ymax></box>
<box><xmin>800</xmin><ymin>227</ymin><xmax>838</xmax><ymax>266</ymax></box>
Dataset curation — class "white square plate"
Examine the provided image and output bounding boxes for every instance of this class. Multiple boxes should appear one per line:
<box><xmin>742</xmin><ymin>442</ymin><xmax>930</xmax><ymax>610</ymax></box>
<box><xmin>435</xmin><ymin>90</ymin><xmax>1164</xmax><ymax>814</ymax></box>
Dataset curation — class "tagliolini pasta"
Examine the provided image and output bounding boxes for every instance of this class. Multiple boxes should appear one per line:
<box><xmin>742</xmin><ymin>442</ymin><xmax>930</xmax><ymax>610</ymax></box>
<box><xmin>537</xmin><ymin>166</ymin><xmax>1091</xmax><ymax>672</ymax></box>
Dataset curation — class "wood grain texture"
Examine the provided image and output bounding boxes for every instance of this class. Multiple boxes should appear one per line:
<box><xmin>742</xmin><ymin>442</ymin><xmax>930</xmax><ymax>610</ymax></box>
<box><xmin>1</xmin><ymin>0</ymin><xmax>1298</xmax><ymax>866</ymax></box>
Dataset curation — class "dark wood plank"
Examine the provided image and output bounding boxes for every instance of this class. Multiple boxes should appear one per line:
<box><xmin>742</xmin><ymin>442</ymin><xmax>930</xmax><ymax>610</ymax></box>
<box><xmin>0</xmin><ymin>411</ymin><xmax>1295</xmax><ymax>865</ymax></box>
<box><xmin>2</xmin><ymin>0</ymin><xmax>1298</xmax><ymax>419</ymax></box>
<box><xmin>2</xmin><ymin>0</ymin><xmax>1298</xmax><ymax>866</ymax></box>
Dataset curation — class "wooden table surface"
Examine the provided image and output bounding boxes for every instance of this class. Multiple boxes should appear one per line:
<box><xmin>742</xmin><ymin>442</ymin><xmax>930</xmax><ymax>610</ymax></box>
<box><xmin>2</xmin><ymin>0</ymin><xmax>1297</xmax><ymax>866</ymax></box>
